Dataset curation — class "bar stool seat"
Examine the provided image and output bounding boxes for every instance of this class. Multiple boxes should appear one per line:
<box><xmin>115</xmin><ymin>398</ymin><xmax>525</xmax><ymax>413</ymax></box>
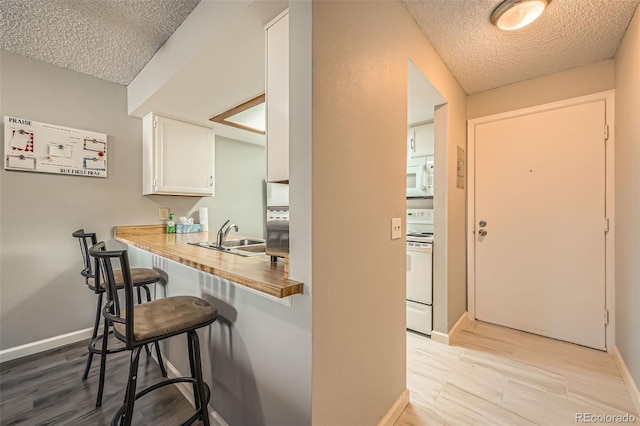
<box><xmin>90</xmin><ymin>242</ymin><xmax>216</xmax><ymax>426</ymax></box>
<box><xmin>114</xmin><ymin>296</ymin><xmax>215</xmax><ymax>343</ymax></box>
<box><xmin>87</xmin><ymin>268</ymin><xmax>161</xmax><ymax>290</ymax></box>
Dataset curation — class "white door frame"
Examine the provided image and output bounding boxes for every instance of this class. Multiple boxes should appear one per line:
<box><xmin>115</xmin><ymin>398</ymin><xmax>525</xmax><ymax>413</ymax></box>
<box><xmin>466</xmin><ymin>91</ymin><xmax>616</xmax><ymax>352</ymax></box>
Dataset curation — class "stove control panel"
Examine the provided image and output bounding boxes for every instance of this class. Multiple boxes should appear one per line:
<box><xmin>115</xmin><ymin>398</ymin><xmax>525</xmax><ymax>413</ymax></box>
<box><xmin>406</xmin><ymin>208</ymin><xmax>434</xmax><ymax>225</ymax></box>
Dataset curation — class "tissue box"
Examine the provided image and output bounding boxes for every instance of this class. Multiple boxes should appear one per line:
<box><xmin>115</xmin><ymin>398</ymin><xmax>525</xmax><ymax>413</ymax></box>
<box><xmin>176</xmin><ymin>224</ymin><xmax>202</xmax><ymax>234</ymax></box>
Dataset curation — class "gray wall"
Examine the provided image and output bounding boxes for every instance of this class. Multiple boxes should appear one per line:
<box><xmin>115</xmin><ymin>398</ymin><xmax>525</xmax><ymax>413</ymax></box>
<box><xmin>0</xmin><ymin>51</ymin><xmax>265</xmax><ymax>350</ymax></box>
<box><xmin>212</xmin><ymin>136</ymin><xmax>265</xmax><ymax>239</ymax></box>
<box><xmin>614</xmin><ymin>7</ymin><xmax>640</xmax><ymax>386</ymax></box>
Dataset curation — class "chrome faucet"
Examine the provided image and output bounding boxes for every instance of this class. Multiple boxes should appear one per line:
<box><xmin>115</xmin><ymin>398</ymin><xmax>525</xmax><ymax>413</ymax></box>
<box><xmin>216</xmin><ymin>219</ymin><xmax>239</xmax><ymax>247</ymax></box>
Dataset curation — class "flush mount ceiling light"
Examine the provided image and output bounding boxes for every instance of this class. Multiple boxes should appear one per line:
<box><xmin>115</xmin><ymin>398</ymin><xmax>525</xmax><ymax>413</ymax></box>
<box><xmin>491</xmin><ymin>0</ymin><xmax>550</xmax><ymax>31</ymax></box>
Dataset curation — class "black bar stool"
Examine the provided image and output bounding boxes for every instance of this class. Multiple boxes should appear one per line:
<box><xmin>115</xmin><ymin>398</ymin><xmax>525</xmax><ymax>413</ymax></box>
<box><xmin>72</xmin><ymin>229</ymin><xmax>167</xmax><ymax>407</ymax></box>
<box><xmin>89</xmin><ymin>241</ymin><xmax>217</xmax><ymax>426</ymax></box>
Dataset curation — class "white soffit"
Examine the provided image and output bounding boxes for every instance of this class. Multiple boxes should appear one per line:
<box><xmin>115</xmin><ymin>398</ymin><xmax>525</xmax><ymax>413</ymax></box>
<box><xmin>128</xmin><ymin>0</ymin><xmax>286</xmax><ymax>147</ymax></box>
<box><xmin>0</xmin><ymin>0</ymin><xmax>200</xmax><ymax>85</ymax></box>
<box><xmin>402</xmin><ymin>0</ymin><xmax>640</xmax><ymax>94</ymax></box>
<box><xmin>408</xmin><ymin>60</ymin><xmax>446</xmax><ymax>125</ymax></box>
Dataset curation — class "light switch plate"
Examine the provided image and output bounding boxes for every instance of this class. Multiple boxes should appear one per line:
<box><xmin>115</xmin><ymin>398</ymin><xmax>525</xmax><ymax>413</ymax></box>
<box><xmin>159</xmin><ymin>207</ymin><xmax>170</xmax><ymax>221</ymax></box>
<box><xmin>391</xmin><ymin>217</ymin><xmax>402</xmax><ymax>240</ymax></box>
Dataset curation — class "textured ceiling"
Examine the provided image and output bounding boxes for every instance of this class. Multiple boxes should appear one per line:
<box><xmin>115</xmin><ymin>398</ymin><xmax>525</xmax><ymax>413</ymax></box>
<box><xmin>402</xmin><ymin>0</ymin><xmax>640</xmax><ymax>94</ymax></box>
<box><xmin>2</xmin><ymin>0</ymin><xmax>638</xmax><ymax>94</ymax></box>
<box><xmin>0</xmin><ymin>0</ymin><xmax>200</xmax><ymax>85</ymax></box>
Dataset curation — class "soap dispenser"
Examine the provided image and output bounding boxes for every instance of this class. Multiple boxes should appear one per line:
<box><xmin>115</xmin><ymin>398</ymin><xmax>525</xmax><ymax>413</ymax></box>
<box><xmin>167</xmin><ymin>213</ymin><xmax>176</xmax><ymax>234</ymax></box>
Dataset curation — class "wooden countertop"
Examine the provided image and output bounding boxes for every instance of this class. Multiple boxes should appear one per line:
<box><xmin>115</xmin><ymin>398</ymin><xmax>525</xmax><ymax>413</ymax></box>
<box><xmin>114</xmin><ymin>225</ymin><xmax>302</xmax><ymax>298</ymax></box>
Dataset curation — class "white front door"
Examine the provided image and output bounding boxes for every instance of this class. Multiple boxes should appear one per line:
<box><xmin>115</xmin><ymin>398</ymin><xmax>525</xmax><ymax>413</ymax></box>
<box><xmin>473</xmin><ymin>100</ymin><xmax>607</xmax><ymax>350</ymax></box>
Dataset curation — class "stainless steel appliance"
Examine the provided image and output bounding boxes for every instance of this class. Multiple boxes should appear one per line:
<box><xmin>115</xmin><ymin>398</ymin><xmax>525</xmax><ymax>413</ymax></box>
<box><xmin>266</xmin><ymin>182</ymin><xmax>289</xmax><ymax>258</ymax></box>
<box><xmin>406</xmin><ymin>208</ymin><xmax>434</xmax><ymax>335</ymax></box>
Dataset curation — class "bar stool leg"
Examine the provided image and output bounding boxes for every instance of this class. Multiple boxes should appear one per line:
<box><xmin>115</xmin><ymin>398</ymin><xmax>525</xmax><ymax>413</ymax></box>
<box><xmin>121</xmin><ymin>346</ymin><xmax>142</xmax><ymax>426</ymax></box>
<box><xmin>96</xmin><ymin>316</ymin><xmax>109</xmax><ymax>407</ymax></box>
<box><xmin>189</xmin><ymin>330</ymin><xmax>210</xmax><ymax>426</ymax></box>
<box><xmin>187</xmin><ymin>333</ymin><xmax>200</xmax><ymax>412</ymax></box>
<box><xmin>83</xmin><ymin>292</ymin><xmax>103</xmax><ymax>380</ymax></box>
<box><xmin>154</xmin><ymin>342</ymin><xmax>168</xmax><ymax>378</ymax></box>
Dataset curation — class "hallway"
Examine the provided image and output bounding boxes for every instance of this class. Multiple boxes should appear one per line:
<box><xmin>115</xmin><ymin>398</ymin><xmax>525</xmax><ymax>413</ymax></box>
<box><xmin>397</xmin><ymin>319</ymin><xmax>638</xmax><ymax>425</ymax></box>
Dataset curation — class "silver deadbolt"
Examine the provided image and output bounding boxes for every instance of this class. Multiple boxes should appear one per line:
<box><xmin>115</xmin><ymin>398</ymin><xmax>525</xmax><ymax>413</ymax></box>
<box><xmin>478</xmin><ymin>229</ymin><xmax>487</xmax><ymax>236</ymax></box>
<box><xmin>479</xmin><ymin>220</ymin><xmax>487</xmax><ymax>227</ymax></box>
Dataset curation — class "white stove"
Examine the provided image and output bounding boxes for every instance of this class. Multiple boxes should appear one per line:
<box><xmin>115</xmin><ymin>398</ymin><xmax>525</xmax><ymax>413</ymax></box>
<box><xmin>407</xmin><ymin>208</ymin><xmax>434</xmax><ymax>243</ymax></box>
<box><xmin>406</xmin><ymin>208</ymin><xmax>433</xmax><ymax>336</ymax></box>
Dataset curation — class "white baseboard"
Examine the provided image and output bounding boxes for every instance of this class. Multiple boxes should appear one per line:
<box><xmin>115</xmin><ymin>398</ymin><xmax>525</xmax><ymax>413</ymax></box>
<box><xmin>613</xmin><ymin>346</ymin><xmax>640</xmax><ymax>416</ymax></box>
<box><xmin>376</xmin><ymin>389</ymin><xmax>409</xmax><ymax>426</ymax></box>
<box><xmin>161</xmin><ymin>356</ymin><xmax>228</xmax><ymax>426</ymax></box>
<box><xmin>430</xmin><ymin>331</ymin><xmax>449</xmax><ymax>345</ymax></box>
<box><xmin>448</xmin><ymin>311</ymin><xmax>468</xmax><ymax>342</ymax></box>
<box><xmin>0</xmin><ymin>327</ymin><xmax>96</xmax><ymax>363</ymax></box>
<box><xmin>430</xmin><ymin>311</ymin><xmax>468</xmax><ymax>345</ymax></box>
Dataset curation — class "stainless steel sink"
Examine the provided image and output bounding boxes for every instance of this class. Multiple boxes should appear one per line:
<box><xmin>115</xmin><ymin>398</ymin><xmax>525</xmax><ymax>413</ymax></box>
<box><xmin>234</xmin><ymin>244</ymin><xmax>266</xmax><ymax>253</ymax></box>
<box><xmin>189</xmin><ymin>239</ymin><xmax>266</xmax><ymax>257</ymax></box>
<box><xmin>222</xmin><ymin>238</ymin><xmax>264</xmax><ymax>247</ymax></box>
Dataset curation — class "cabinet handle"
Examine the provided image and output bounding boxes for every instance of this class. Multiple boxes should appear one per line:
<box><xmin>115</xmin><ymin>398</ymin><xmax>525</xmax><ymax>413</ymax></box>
<box><xmin>410</xmin><ymin>138</ymin><xmax>415</xmax><ymax>151</ymax></box>
<box><xmin>209</xmin><ymin>176</ymin><xmax>213</xmax><ymax>187</ymax></box>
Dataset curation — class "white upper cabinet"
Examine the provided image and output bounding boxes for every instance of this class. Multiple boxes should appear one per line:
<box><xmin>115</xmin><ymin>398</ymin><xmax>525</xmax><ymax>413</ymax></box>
<box><xmin>143</xmin><ymin>113</ymin><xmax>215</xmax><ymax>196</ymax></box>
<box><xmin>408</xmin><ymin>122</ymin><xmax>434</xmax><ymax>159</ymax></box>
<box><xmin>265</xmin><ymin>10</ymin><xmax>289</xmax><ymax>183</ymax></box>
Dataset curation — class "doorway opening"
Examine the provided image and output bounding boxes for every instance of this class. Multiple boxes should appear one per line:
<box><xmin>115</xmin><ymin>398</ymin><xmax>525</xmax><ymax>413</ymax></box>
<box><xmin>405</xmin><ymin>59</ymin><xmax>447</xmax><ymax>341</ymax></box>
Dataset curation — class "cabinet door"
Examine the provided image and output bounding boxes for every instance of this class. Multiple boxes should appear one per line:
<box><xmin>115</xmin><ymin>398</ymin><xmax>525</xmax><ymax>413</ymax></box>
<box><xmin>266</xmin><ymin>12</ymin><xmax>289</xmax><ymax>183</ymax></box>
<box><xmin>408</xmin><ymin>122</ymin><xmax>434</xmax><ymax>158</ymax></box>
<box><xmin>146</xmin><ymin>115</ymin><xmax>215</xmax><ymax>196</ymax></box>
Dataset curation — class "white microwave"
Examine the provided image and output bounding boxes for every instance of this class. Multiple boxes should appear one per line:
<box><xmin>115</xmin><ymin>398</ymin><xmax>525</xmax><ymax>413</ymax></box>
<box><xmin>407</xmin><ymin>156</ymin><xmax>434</xmax><ymax>198</ymax></box>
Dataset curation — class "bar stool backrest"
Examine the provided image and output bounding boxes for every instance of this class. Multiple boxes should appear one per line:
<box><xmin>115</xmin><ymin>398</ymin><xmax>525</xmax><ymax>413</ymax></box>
<box><xmin>72</xmin><ymin>229</ymin><xmax>99</xmax><ymax>293</ymax></box>
<box><xmin>89</xmin><ymin>241</ymin><xmax>136</xmax><ymax>349</ymax></box>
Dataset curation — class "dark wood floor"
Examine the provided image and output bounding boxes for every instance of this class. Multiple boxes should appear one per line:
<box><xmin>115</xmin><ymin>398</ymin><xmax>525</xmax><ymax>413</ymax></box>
<box><xmin>0</xmin><ymin>339</ymin><xmax>199</xmax><ymax>425</ymax></box>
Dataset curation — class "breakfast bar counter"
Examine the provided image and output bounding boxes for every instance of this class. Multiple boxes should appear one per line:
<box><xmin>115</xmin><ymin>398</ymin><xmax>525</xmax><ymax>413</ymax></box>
<box><xmin>114</xmin><ymin>225</ymin><xmax>302</xmax><ymax>298</ymax></box>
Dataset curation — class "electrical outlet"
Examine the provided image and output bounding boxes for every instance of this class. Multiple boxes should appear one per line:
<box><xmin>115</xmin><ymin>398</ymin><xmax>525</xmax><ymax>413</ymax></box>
<box><xmin>391</xmin><ymin>217</ymin><xmax>402</xmax><ymax>240</ymax></box>
<box><xmin>159</xmin><ymin>207</ymin><xmax>170</xmax><ymax>221</ymax></box>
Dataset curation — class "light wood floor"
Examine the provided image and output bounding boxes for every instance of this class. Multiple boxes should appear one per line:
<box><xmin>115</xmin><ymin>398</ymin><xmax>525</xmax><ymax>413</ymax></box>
<box><xmin>396</xmin><ymin>319</ymin><xmax>639</xmax><ymax>426</ymax></box>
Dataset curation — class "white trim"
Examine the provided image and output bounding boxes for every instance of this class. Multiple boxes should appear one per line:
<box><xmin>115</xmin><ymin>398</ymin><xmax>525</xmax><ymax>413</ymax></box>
<box><xmin>264</xmin><ymin>8</ymin><xmax>289</xmax><ymax>30</ymax></box>
<box><xmin>430</xmin><ymin>331</ymin><xmax>449</xmax><ymax>345</ymax></box>
<box><xmin>448</xmin><ymin>311</ymin><xmax>468</xmax><ymax>342</ymax></box>
<box><xmin>376</xmin><ymin>389</ymin><xmax>409</xmax><ymax>426</ymax></box>
<box><xmin>429</xmin><ymin>311</ymin><xmax>468</xmax><ymax>345</ymax></box>
<box><xmin>466</xmin><ymin>91</ymin><xmax>616</xmax><ymax>351</ymax></box>
<box><xmin>0</xmin><ymin>326</ymin><xmax>97</xmax><ymax>363</ymax></box>
<box><xmin>604</xmin><ymin>94</ymin><xmax>616</xmax><ymax>353</ymax></box>
<box><xmin>161</xmin><ymin>356</ymin><xmax>228</xmax><ymax>426</ymax></box>
<box><xmin>613</xmin><ymin>346</ymin><xmax>640</xmax><ymax>416</ymax></box>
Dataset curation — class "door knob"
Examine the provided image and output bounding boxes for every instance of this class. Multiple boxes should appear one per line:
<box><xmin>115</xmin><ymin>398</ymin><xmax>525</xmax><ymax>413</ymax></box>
<box><xmin>479</xmin><ymin>229</ymin><xmax>487</xmax><ymax>236</ymax></box>
<box><xmin>479</xmin><ymin>220</ymin><xmax>487</xmax><ymax>227</ymax></box>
